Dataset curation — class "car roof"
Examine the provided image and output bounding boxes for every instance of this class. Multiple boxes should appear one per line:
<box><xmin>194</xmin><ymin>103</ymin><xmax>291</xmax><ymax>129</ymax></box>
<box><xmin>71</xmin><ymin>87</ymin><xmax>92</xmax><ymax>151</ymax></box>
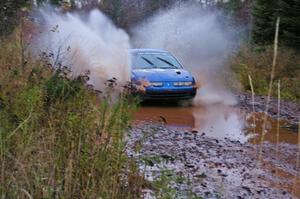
<box><xmin>130</xmin><ymin>48</ymin><xmax>169</xmax><ymax>54</ymax></box>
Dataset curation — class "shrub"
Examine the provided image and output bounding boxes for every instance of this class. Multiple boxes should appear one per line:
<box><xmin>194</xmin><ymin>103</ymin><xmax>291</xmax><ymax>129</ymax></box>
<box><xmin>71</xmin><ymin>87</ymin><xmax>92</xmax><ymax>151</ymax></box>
<box><xmin>0</xmin><ymin>30</ymin><xmax>141</xmax><ymax>199</ymax></box>
<box><xmin>230</xmin><ymin>45</ymin><xmax>300</xmax><ymax>100</ymax></box>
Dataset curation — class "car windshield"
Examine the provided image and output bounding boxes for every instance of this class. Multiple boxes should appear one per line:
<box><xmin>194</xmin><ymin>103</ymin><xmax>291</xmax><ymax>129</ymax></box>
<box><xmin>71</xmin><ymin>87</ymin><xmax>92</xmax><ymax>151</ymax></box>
<box><xmin>132</xmin><ymin>52</ymin><xmax>183</xmax><ymax>69</ymax></box>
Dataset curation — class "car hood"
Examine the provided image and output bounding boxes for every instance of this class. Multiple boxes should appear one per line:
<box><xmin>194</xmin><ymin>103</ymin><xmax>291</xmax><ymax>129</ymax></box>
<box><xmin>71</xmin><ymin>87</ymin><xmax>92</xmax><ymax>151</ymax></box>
<box><xmin>132</xmin><ymin>69</ymin><xmax>194</xmax><ymax>82</ymax></box>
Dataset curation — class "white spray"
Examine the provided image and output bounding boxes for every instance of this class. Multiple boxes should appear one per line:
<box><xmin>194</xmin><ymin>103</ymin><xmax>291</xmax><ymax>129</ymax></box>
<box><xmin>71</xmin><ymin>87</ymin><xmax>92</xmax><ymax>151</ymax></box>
<box><xmin>33</xmin><ymin>8</ymin><xmax>131</xmax><ymax>91</ymax></box>
<box><xmin>132</xmin><ymin>3</ymin><xmax>237</xmax><ymax>106</ymax></box>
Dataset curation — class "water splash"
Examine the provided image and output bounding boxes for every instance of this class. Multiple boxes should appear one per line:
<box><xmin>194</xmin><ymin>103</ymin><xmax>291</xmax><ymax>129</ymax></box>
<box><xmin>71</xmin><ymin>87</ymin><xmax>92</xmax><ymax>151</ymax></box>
<box><xmin>33</xmin><ymin>8</ymin><xmax>131</xmax><ymax>91</ymax></box>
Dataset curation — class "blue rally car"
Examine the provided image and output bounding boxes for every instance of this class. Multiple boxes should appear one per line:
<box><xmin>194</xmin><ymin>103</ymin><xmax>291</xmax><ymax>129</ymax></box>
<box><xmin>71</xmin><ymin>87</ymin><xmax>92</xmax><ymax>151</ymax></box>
<box><xmin>130</xmin><ymin>49</ymin><xmax>197</xmax><ymax>101</ymax></box>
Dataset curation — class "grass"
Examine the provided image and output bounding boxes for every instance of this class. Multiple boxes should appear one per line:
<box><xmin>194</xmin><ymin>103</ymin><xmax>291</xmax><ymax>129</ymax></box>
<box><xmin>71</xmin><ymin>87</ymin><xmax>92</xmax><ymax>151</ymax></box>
<box><xmin>148</xmin><ymin>168</ymin><xmax>202</xmax><ymax>199</ymax></box>
<box><xmin>258</xmin><ymin>17</ymin><xmax>280</xmax><ymax>163</ymax></box>
<box><xmin>0</xmin><ymin>29</ymin><xmax>142</xmax><ymax>198</ymax></box>
<box><xmin>247</xmin><ymin>74</ymin><xmax>258</xmax><ymax>154</ymax></box>
<box><xmin>230</xmin><ymin>44</ymin><xmax>300</xmax><ymax>101</ymax></box>
<box><xmin>275</xmin><ymin>80</ymin><xmax>281</xmax><ymax>177</ymax></box>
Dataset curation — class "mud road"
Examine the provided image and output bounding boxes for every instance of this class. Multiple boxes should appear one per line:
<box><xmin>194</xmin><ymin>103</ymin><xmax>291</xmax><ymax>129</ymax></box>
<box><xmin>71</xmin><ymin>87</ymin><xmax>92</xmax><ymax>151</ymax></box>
<box><xmin>128</xmin><ymin>94</ymin><xmax>300</xmax><ymax>198</ymax></box>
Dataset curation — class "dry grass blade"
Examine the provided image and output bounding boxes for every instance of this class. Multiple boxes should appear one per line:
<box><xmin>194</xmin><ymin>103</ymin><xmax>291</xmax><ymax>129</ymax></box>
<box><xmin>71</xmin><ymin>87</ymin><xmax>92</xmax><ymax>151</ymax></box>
<box><xmin>7</xmin><ymin>111</ymin><xmax>32</xmax><ymax>139</ymax></box>
<box><xmin>20</xmin><ymin>188</ymin><xmax>33</xmax><ymax>199</ymax></box>
<box><xmin>248</xmin><ymin>75</ymin><xmax>257</xmax><ymax>152</ymax></box>
<box><xmin>275</xmin><ymin>80</ymin><xmax>281</xmax><ymax>176</ymax></box>
<box><xmin>248</xmin><ymin>75</ymin><xmax>256</xmax><ymax>116</ymax></box>
<box><xmin>258</xmin><ymin>17</ymin><xmax>280</xmax><ymax>164</ymax></box>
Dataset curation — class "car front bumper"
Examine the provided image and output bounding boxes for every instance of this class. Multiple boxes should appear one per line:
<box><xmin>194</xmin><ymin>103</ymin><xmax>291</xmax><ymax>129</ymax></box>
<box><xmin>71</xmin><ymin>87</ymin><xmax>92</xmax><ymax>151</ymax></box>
<box><xmin>140</xmin><ymin>86</ymin><xmax>197</xmax><ymax>100</ymax></box>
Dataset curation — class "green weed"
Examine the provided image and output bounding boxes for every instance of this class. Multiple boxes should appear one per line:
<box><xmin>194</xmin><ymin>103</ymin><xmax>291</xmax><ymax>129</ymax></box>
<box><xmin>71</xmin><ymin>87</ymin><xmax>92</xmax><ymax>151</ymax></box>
<box><xmin>230</xmin><ymin>45</ymin><xmax>300</xmax><ymax>100</ymax></box>
<box><xmin>0</xmin><ymin>31</ymin><xmax>142</xmax><ymax>199</ymax></box>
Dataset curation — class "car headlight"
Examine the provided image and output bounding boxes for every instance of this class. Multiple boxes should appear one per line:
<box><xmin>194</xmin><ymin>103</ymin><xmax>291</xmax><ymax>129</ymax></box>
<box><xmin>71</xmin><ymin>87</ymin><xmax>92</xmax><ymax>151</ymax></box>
<box><xmin>173</xmin><ymin>81</ymin><xmax>193</xmax><ymax>86</ymax></box>
<box><xmin>149</xmin><ymin>82</ymin><xmax>163</xmax><ymax>87</ymax></box>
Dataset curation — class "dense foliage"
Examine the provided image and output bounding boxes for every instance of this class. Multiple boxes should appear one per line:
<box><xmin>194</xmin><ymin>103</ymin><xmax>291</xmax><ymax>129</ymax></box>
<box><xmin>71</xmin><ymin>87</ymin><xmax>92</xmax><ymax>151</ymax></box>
<box><xmin>0</xmin><ymin>0</ymin><xmax>252</xmax><ymax>36</ymax></box>
<box><xmin>230</xmin><ymin>45</ymin><xmax>300</xmax><ymax>100</ymax></box>
<box><xmin>252</xmin><ymin>0</ymin><xmax>300</xmax><ymax>49</ymax></box>
<box><xmin>0</xmin><ymin>0</ymin><xmax>30</xmax><ymax>37</ymax></box>
<box><xmin>251</xmin><ymin>0</ymin><xmax>278</xmax><ymax>45</ymax></box>
<box><xmin>278</xmin><ymin>0</ymin><xmax>300</xmax><ymax>48</ymax></box>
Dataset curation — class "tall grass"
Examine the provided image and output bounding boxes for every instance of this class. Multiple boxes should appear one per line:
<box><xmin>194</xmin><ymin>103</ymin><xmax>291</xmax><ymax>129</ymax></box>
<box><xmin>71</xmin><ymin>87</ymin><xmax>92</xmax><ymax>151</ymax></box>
<box><xmin>275</xmin><ymin>80</ymin><xmax>281</xmax><ymax>176</ymax></box>
<box><xmin>248</xmin><ymin>75</ymin><xmax>257</xmax><ymax>153</ymax></box>
<box><xmin>230</xmin><ymin>26</ymin><xmax>300</xmax><ymax>101</ymax></box>
<box><xmin>0</xmin><ymin>29</ymin><xmax>142</xmax><ymax>198</ymax></box>
<box><xmin>258</xmin><ymin>17</ymin><xmax>280</xmax><ymax>163</ymax></box>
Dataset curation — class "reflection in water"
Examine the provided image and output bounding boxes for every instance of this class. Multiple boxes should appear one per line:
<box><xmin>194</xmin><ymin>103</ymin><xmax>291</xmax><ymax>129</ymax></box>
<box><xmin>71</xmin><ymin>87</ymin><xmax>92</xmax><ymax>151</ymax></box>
<box><xmin>246</xmin><ymin>112</ymin><xmax>299</xmax><ymax>145</ymax></box>
<box><xmin>134</xmin><ymin>105</ymin><xmax>195</xmax><ymax>128</ymax></box>
<box><xmin>134</xmin><ymin>103</ymin><xmax>297</xmax><ymax>144</ymax></box>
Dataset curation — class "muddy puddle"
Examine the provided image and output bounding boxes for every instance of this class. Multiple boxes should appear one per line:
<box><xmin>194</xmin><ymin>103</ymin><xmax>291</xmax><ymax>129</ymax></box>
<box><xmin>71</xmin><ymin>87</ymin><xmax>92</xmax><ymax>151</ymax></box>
<box><xmin>132</xmin><ymin>102</ymin><xmax>300</xmax><ymax>198</ymax></box>
<box><xmin>134</xmin><ymin>102</ymin><xmax>298</xmax><ymax>144</ymax></box>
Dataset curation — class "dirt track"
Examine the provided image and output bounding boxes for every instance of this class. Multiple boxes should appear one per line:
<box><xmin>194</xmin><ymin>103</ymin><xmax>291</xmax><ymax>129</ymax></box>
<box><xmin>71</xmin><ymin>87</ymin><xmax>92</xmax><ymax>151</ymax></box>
<box><xmin>127</xmin><ymin>124</ymin><xmax>299</xmax><ymax>199</ymax></box>
<box><xmin>128</xmin><ymin>93</ymin><xmax>300</xmax><ymax>198</ymax></box>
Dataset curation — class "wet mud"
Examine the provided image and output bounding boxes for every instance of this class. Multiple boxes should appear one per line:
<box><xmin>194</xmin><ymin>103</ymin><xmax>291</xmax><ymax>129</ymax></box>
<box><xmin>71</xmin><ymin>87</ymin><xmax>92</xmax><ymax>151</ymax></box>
<box><xmin>130</xmin><ymin>93</ymin><xmax>300</xmax><ymax>198</ymax></box>
<box><xmin>127</xmin><ymin>124</ymin><xmax>300</xmax><ymax>199</ymax></box>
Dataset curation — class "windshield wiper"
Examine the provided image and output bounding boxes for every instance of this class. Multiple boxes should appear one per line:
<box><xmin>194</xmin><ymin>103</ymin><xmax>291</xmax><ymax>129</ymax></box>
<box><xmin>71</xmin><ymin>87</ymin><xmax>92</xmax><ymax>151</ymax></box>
<box><xmin>156</xmin><ymin>57</ymin><xmax>177</xmax><ymax>68</ymax></box>
<box><xmin>141</xmin><ymin>56</ymin><xmax>155</xmax><ymax>66</ymax></box>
